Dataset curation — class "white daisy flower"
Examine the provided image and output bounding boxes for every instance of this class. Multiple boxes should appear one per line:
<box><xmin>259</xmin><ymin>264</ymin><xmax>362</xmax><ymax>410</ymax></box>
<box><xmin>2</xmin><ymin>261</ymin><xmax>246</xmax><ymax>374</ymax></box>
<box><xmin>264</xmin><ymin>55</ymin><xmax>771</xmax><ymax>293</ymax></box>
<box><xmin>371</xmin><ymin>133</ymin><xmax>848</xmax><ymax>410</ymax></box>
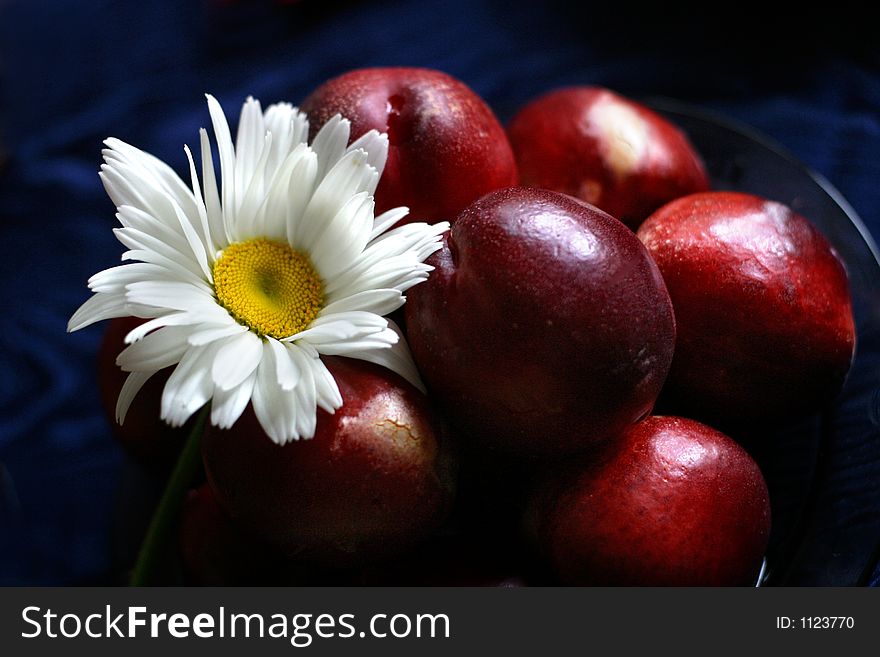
<box><xmin>68</xmin><ymin>95</ymin><xmax>448</xmax><ymax>444</ymax></box>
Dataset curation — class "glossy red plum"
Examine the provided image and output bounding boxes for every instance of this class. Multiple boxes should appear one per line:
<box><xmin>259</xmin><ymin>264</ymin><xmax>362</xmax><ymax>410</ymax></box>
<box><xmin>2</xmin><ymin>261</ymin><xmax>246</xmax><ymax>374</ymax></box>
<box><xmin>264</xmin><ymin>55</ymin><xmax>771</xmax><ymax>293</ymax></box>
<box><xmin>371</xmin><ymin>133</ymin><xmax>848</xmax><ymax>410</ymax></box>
<box><xmin>638</xmin><ymin>191</ymin><xmax>856</xmax><ymax>424</ymax></box>
<box><xmin>301</xmin><ymin>67</ymin><xmax>518</xmax><ymax>224</ymax></box>
<box><xmin>201</xmin><ymin>357</ymin><xmax>454</xmax><ymax>567</ymax></box>
<box><xmin>530</xmin><ymin>416</ymin><xmax>771</xmax><ymax>585</ymax></box>
<box><xmin>507</xmin><ymin>87</ymin><xmax>709</xmax><ymax>229</ymax></box>
<box><xmin>405</xmin><ymin>187</ymin><xmax>676</xmax><ymax>456</ymax></box>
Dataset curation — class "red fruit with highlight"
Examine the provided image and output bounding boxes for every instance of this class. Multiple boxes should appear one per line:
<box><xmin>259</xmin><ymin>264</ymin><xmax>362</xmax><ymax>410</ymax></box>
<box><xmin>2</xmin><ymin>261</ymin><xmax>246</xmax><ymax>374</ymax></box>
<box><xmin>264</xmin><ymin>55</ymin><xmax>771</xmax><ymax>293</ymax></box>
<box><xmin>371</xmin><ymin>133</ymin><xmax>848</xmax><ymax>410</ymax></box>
<box><xmin>301</xmin><ymin>67</ymin><xmax>518</xmax><ymax>224</ymax></box>
<box><xmin>507</xmin><ymin>87</ymin><xmax>709</xmax><ymax>229</ymax></box>
<box><xmin>201</xmin><ymin>356</ymin><xmax>454</xmax><ymax>567</ymax></box>
<box><xmin>529</xmin><ymin>416</ymin><xmax>771</xmax><ymax>586</ymax></box>
<box><xmin>406</xmin><ymin>187</ymin><xmax>676</xmax><ymax>457</ymax></box>
<box><xmin>638</xmin><ymin>191</ymin><xmax>856</xmax><ymax>425</ymax></box>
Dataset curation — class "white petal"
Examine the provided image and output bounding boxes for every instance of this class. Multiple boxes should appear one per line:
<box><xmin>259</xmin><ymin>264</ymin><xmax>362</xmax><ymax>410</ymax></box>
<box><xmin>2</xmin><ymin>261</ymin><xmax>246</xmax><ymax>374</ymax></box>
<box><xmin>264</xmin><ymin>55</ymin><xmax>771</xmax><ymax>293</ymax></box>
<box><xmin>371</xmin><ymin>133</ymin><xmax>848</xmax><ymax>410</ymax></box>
<box><xmin>345</xmin><ymin>319</ymin><xmax>426</xmax><ymax>392</ymax></box>
<box><xmin>88</xmin><ymin>263</ymin><xmax>171</xmax><ymax>294</ymax></box>
<box><xmin>99</xmin><ymin>168</ymin><xmax>134</xmax><ymax>214</ymax></box>
<box><xmin>187</xmin><ymin>322</ymin><xmax>248</xmax><ymax>346</ymax></box>
<box><xmin>383</xmin><ymin>269</ymin><xmax>430</xmax><ymax>294</ymax></box>
<box><xmin>297</xmin><ymin>341</ymin><xmax>319</xmax><ymax>359</ymax></box>
<box><xmin>100</xmin><ymin>158</ymin><xmax>169</xmax><ymax>223</ymax></box>
<box><xmin>310</xmin><ymin>114</ymin><xmax>350</xmax><ymax>179</ymax></box>
<box><xmin>312</xmin><ymin>356</ymin><xmax>343</xmax><ymax>413</ymax></box>
<box><xmin>250</xmin><ymin>341</ymin><xmax>325</xmax><ymax>444</ymax></box>
<box><xmin>347</xmin><ymin>130</ymin><xmax>389</xmax><ymax>183</ymax></box>
<box><xmin>116</xmin><ymin>372</ymin><xmax>155</xmax><ymax>425</ymax></box>
<box><xmin>310</xmin><ymin>327</ymin><xmax>399</xmax><ymax>355</ymax></box>
<box><xmin>211</xmin><ymin>330</ymin><xmax>263</xmax><ymax>391</ymax></box>
<box><xmin>199</xmin><ymin>128</ymin><xmax>227</xmax><ymax>249</ymax></box>
<box><xmin>116</xmin><ymin>325</ymin><xmax>191</xmax><ymax>372</ymax></box>
<box><xmin>160</xmin><ymin>344</ymin><xmax>217</xmax><ymax>427</ymax></box>
<box><xmin>68</xmin><ymin>293</ymin><xmax>128</xmax><ymax>331</ymax></box>
<box><xmin>258</xmin><ymin>143</ymin><xmax>312</xmax><ymax>243</ymax></box>
<box><xmin>119</xmin><ymin>250</ymin><xmax>212</xmax><ymax>294</ymax></box>
<box><xmin>285</xmin><ymin>147</ymin><xmax>319</xmax><ymax>248</ymax></box>
<box><xmin>267</xmin><ymin>337</ymin><xmax>300</xmax><ymax>390</ymax></box>
<box><xmin>263</xmin><ymin>102</ymin><xmax>309</xmax><ymax>175</ymax></box>
<box><xmin>288</xmin><ymin>346</ymin><xmax>318</xmax><ymax>439</ymax></box>
<box><xmin>101</xmin><ymin>167</ymin><xmax>182</xmax><ymax>239</ymax></box>
<box><xmin>325</xmin><ymin>256</ymin><xmax>429</xmax><ymax>300</ymax></box>
<box><xmin>234</xmin><ymin>96</ymin><xmax>265</xmax><ymax>209</ymax></box>
<box><xmin>251</xmin><ymin>352</ymin><xmax>292</xmax><ymax>444</ymax></box>
<box><xmin>299</xmin><ymin>149</ymin><xmax>377</xmax><ymax>253</ymax></box>
<box><xmin>206</xmin><ymin>94</ymin><xmax>237</xmax><ymax>225</ymax></box>
<box><xmin>309</xmin><ymin>191</ymin><xmax>374</xmax><ymax>280</ymax></box>
<box><xmin>101</xmin><ymin>157</ymin><xmax>197</xmax><ymax>241</ymax></box>
<box><xmin>326</xmin><ymin>221</ymin><xmax>448</xmax><ymax>299</ymax></box>
<box><xmin>171</xmin><ymin>200</ymin><xmax>212</xmax><ymax>281</ymax></box>
<box><xmin>115</xmin><ymin>205</ymin><xmax>191</xmax><ymax>261</ymax></box>
<box><xmin>211</xmin><ymin>371</ymin><xmax>256</xmax><ymax>429</ymax></box>
<box><xmin>114</xmin><ymin>223</ymin><xmax>204</xmax><ymax>283</ymax></box>
<box><xmin>310</xmin><ymin>310</ymin><xmax>390</xmax><ymax>328</ymax></box>
<box><xmin>124</xmin><ymin>280</ymin><xmax>215</xmax><ymax>312</ymax></box>
<box><xmin>184</xmin><ymin>144</ymin><xmax>216</xmax><ymax>257</ymax></box>
<box><xmin>103</xmin><ymin>137</ymin><xmax>198</xmax><ymax>221</ymax></box>
<box><xmin>116</xmin><ymin>371</ymin><xmax>154</xmax><ymax>424</ymax></box>
<box><xmin>235</xmin><ymin>132</ymin><xmax>273</xmax><ymax>240</ymax></box>
<box><xmin>264</xmin><ymin>102</ymin><xmax>301</xmax><ymax>138</ymax></box>
<box><xmin>263</xmin><ymin>104</ymin><xmax>295</xmax><ymax>172</ymax></box>
<box><xmin>124</xmin><ymin>311</ymin><xmax>215</xmax><ymax>343</ymax></box>
<box><xmin>349</xmin><ymin>220</ymin><xmax>448</xmax><ymax>272</ymax></box>
<box><xmin>284</xmin><ymin>311</ymin><xmax>387</xmax><ymax>344</ymax></box>
<box><xmin>370</xmin><ymin>206</ymin><xmax>410</xmax><ymax>240</ymax></box>
<box><xmin>368</xmin><ymin>220</ymin><xmax>450</xmax><ymax>252</ymax></box>
<box><xmin>319</xmin><ymin>289</ymin><xmax>403</xmax><ymax>317</ymax></box>
<box><xmin>325</xmin><ymin>257</ymin><xmax>429</xmax><ymax>301</ymax></box>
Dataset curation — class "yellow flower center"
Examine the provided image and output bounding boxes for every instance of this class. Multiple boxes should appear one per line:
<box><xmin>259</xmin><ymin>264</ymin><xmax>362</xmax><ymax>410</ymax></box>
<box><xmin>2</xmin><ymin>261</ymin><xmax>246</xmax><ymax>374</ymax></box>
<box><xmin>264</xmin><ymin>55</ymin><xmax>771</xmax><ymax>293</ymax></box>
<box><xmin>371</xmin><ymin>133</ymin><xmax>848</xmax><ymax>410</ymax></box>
<box><xmin>212</xmin><ymin>238</ymin><xmax>324</xmax><ymax>339</ymax></box>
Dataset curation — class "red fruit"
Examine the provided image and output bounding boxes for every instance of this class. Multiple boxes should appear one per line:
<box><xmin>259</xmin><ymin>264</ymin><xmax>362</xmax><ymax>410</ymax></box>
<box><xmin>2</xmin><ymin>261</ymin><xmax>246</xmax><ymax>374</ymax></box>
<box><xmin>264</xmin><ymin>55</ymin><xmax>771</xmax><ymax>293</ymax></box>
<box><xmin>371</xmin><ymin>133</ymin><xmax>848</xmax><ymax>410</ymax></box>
<box><xmin>529</xmin><ymin>416</ymin><xmax>771</xmax><ymax>586</ymax></box>
<box><xmin>201</xmin><ymin>356</ymin><xmax>455</xmax><ymax>567</ymax></box>
<box><xmin>300</xmin><ymin>67</ymin><xmax>518</xmax><ymax>224</ymax></box>
<box><xmin>405</xmin><ymin>187</ymin><xmax>676</xmax><ymax>457</ymax></box>
<box><xmin>507</xmin><ymin>87</ymin><xmax>709</xmax><ymax>229</ymax></box>
<box><xmin>98</xmin><ymin>317</ymin><xmax>185</xmax><ymax>466</ymax></box>
<box><xmin>637</xmin><ymin>191</ymin><xmax>856</xmax><ymax>424</ymax></box>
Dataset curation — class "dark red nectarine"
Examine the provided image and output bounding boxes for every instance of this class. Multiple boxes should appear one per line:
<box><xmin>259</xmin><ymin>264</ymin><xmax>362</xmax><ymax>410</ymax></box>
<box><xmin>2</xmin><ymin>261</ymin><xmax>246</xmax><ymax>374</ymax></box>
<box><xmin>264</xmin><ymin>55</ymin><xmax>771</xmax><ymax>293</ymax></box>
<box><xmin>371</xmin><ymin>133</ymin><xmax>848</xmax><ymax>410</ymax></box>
<box><xmin>405</xmin><ymin>187</ymin><xmax>676</xmax><ymax>457</ymax></box>
<box><xmin>528</xmin><ymin>416</ymin><xmax>771</xmax><ymax>585</ymax></box>
<box><xmin>507</xmin><ymin>87</ymin><xmax>709</xmax><ymax>229</ymax></box>
<box><xmin>637</xmin><ymin>191</ymin><xmax>855</xmax><ymax>425</ymax></box>
<box><xmin>300</xmin><ymin>67</ymin><xmax>518</xmax><ymax>223</ymax></box>
<box><xmin>201</xmin><ymin>356</ymin><xmax>455</xmax><ymax>567</ymax></box>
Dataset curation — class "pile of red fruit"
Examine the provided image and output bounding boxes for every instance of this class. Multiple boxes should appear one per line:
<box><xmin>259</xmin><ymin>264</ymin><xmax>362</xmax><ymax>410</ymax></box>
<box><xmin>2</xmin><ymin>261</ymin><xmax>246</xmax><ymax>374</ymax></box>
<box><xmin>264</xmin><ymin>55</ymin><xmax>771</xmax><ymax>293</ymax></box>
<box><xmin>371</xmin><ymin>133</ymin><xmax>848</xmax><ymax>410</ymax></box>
<box><xmin>101</xmin><ymin>68</ymin><xmax>856</xmax><ymax>586</ymax></box>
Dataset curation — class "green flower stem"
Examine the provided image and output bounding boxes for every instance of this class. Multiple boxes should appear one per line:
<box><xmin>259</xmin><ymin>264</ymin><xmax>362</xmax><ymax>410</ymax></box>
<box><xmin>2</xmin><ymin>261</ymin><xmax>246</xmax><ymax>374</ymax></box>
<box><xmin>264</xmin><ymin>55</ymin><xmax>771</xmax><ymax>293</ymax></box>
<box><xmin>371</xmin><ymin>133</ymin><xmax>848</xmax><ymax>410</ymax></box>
<box><xmin>129</xmin><ymin>405</ymin><xmax>209</xmax><ymax>586</ymax></box>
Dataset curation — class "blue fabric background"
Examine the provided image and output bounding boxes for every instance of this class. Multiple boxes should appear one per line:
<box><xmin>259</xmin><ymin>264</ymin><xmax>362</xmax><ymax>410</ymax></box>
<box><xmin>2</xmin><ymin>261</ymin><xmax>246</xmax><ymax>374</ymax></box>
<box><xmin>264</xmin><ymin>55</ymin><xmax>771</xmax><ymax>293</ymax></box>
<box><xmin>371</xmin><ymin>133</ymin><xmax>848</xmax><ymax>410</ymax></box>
<box><xmin>0</xmin><ymin>0</ymin><xmax>878</xmax><ymax>584</ymax></box>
